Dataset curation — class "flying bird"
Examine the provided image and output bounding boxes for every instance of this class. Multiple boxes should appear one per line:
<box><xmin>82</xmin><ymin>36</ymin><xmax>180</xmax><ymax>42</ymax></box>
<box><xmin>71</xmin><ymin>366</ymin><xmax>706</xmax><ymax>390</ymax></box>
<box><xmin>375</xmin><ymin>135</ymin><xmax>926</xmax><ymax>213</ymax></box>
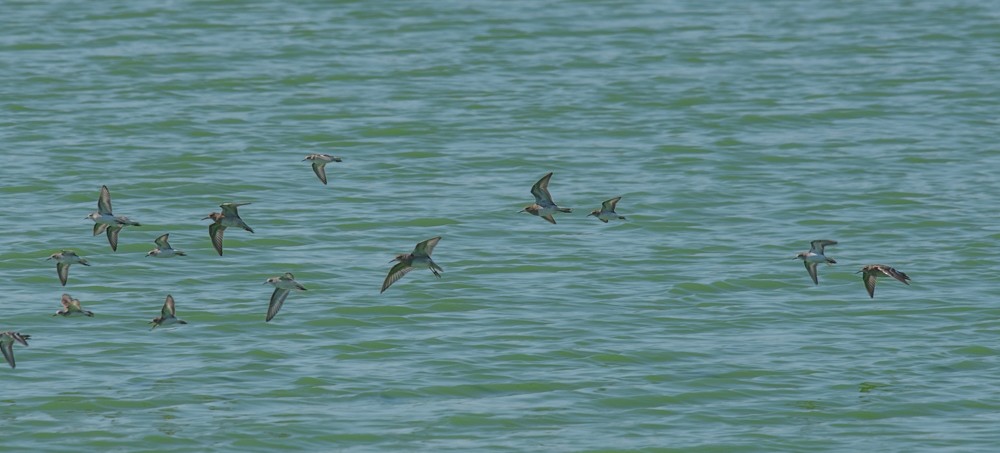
<box><xmin>858</xmin><ymin>264</ymin><xmax>911</xmax><ymax>298</ymax></box>
<box><xmin>47</xmin><ymin>250</ymin><xmax>90</xmax><ymax>286</ymax></box>
<box><xmin>381</xmin><ymin>236</ymin><xmax>444</xmax><ymax>293</ymax></box>
<box><xmin>150</xmin><ymin>294</ymin><xmax>187</xmax><ymax>330</ymax></box>
<box><xmin>588</xmin><ymin>196</ymin><xmax>627</xmax><ymax>223</ymax></box>
<box><xmin>303</xmin><ymin>154</ymin><xmax>343</xmax><ymax>185</ymax></box>
<box><xmin>54</xmin><ymin>293</ymin><xmax>94</xmax><ymax>317</ymax></box>
<box><xmin>0</xmin><ymin>331</ymin><xmax>30</xmax><ymax>369</ymax></box>
<box><xmin>521</xmin><ymin>172</ymin><xmax>572</xmax><ymax>224</ymax></box>
<box><xmin>795</xmin><ymin>239</ymin><xmax>837</xmax><ymax>285</ymax></box>
<box><xmin>264</xmin><ymin>272</ymin><xmax>307</xmax><ymax>322</ymax></box>
<box><xmin>86</xmin><ymin>185</ymin><xmax>141</xmax><ymax>252</ymax></box>
<box><xmin>203</xmin><ymin>202</ymin><xmax>255</xmax><ymax>256</ymax></box>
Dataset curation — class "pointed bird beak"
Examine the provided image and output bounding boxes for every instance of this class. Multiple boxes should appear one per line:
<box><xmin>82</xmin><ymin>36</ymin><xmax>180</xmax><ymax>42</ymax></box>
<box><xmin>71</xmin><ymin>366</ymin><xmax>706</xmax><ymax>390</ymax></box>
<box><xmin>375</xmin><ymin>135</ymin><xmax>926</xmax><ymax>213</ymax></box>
<box><xmin>201</xmin><ymin>216</ymin><xmax>211</xmax><ymax>220</ymax></box>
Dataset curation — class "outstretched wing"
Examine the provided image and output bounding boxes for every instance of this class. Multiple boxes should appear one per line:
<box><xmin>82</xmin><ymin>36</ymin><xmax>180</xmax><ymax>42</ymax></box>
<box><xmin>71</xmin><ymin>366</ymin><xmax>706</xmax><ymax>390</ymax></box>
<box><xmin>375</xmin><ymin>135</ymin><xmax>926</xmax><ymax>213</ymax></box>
<box><xmin>381</xmin><ymin>262</ymin><xmax>414</xmax><ymax>293</ymax></box>
<box><xmin>602</xmin><ymin>196</ymin><xmax>622</xmax><ymax>211</ymax></box>
<box><xmin>530</xmin><ymin>172</ymin><xmax>554</xmax><ymax>205</ymax></box>
<box><xmin>809</xmin><ymin>240</ymin><xmax>837</xmax><ymax>254</ymax></box>
<box><xmin>154</xmin><ymin>233</ymin><xmax>170</xmax><ymax>249</ymax></box>
<box><xmin>163</xmin><ymin>295</ymin><xmax>176</xmax><ymax>317</ymax></box>
<box><xmin>209</xmin><ymin>223</ymin><xmax>226</xmax><ymax>256</ymax></box>
<box><xmin>881</xmin><ymin>265</ymin><xmax>911</xmax><ymax>285</ymax></box>
<box><xmin>107</xmin><ymin>225</ymin><xmax>122</xmax><ymax>252</ymax></box>
<box><xmin>804</xmin><ymin>261</ymin><xmax>819</xmax><ymax>285</ymax></box>
<box><xmin>862</xmin><ymin>269</ymin><xmax>878</xmax><ymax>298</ymax></box>
<box><xmin>98</xmin><ymin>185</ymin><xmax>113</xmax><ymax>215</ymax></box>
<box><xmin>311</xmin><ymin>162</ymin><xmax>328</xmax><ymax>185</ymax></box>
<box><xmin>266</xmin><ymin>288</ymin><xmax>290</xmax><ymax>322</ymax></box>
<box><xmin>1</xmin><ymin>339</ymin><xmax>15</xmax><ymax>369</ymax></box>
<box><xmin>414</xmin><ymin>236</ymin><xmax>442</xmax><ymax>257</ymax></box>
<box><xmin>57</xmin><ymin>262</ymin><xmax>69</xmax><ymax>286</ymax></box>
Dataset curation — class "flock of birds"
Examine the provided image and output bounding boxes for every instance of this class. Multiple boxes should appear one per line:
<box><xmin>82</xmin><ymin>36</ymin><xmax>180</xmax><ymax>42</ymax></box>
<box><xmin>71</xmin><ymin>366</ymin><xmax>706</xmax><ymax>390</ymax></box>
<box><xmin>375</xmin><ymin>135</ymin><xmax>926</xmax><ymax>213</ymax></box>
<box><xmin>0</xmin><ymin>158</ymin><xmax>912</xmax><ymax>369</ymax></box>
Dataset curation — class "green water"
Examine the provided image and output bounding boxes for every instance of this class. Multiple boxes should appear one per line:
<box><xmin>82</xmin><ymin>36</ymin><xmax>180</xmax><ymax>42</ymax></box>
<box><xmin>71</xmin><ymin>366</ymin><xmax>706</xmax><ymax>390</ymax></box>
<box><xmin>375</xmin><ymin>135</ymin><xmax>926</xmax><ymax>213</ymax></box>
<box><xmin>3</xmin><ymin>1</ymin><xmax>1000</xmax><ymax>451</ymax></box>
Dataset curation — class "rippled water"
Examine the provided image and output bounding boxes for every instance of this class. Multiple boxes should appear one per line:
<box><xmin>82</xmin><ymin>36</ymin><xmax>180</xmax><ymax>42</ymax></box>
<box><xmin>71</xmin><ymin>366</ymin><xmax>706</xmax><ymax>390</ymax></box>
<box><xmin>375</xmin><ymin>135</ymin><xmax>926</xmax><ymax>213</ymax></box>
<box><xmin>3</xmin><ymin>0</ymin><xmax>1000</xmax><ymax>451</ymax></box>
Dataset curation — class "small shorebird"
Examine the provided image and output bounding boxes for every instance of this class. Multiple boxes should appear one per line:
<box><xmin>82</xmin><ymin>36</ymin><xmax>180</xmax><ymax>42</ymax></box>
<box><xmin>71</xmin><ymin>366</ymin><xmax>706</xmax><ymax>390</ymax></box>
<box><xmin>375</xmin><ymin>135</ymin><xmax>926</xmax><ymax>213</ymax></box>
<box><xmin>795</xmin><ymin>239</ymin><xmax>837</xmax><ymax>285</ymax></box>
<box><xmin>0</xmin><ymin>331</ymin><xmax>30</xmax><ymax>369</ymax></box>
<box><xmin>150</xmin><ymin>294</ymin><xmax>186</xmax><ymax>330</ymax></box>
<box><xmin>54</xmin><ymin>293</ymin><xmax>94</xmax><ymax>317</ymax></box>
<box><xmin>47</xmin><ymin>250</ymin><xmax>90</xmax><ymax>286</ymax></box>
<box><xmin>86</xmin><ymin>185</ymin><xmax>141</xmax><ymax>252</ymax></box>
<box><xmin>588</xmin><ymin>196</ymin><xmax>627</xmax><ymax>223</ymax></box>
<box><xmin>859</xmin><ymin>264</ymin><xmax>911</xmax><ymax>298</ymax></box>
<box><xmin>146</xmin><ymin>233</ymin><xmax>186</xmax><ymax>258</ymax></box>
<box><xmin>381</xmin><ymin>236</ymin><xmax>444</xmax><ymax>293</ymax></box>
<box><xmin>203</xmin><ymin>202</ymin><xmax>255</xmax><ymax>256</ymax></box>
<box><xmin>303</xmin><ymin>154</ymin><xmax>342</xmax><ymax>185</ymax></box>
<box><xmin>521</xmin><ymin>172</ymin><xmax>572</xmax><ymax>224</ymax></box>
<box><xmin>264</xmin><ymin>272</ymin><xmax>307</xmax><ymax>322</ymax></box>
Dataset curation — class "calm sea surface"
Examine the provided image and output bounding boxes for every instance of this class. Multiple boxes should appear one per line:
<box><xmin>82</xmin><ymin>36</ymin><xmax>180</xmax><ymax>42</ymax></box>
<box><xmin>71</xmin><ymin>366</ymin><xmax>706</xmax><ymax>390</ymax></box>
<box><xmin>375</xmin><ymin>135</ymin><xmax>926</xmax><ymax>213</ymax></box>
<box><xmin>2</xmin><ymin>0</ymin><xmax>1000</xmax><ymax>451</ymax></box>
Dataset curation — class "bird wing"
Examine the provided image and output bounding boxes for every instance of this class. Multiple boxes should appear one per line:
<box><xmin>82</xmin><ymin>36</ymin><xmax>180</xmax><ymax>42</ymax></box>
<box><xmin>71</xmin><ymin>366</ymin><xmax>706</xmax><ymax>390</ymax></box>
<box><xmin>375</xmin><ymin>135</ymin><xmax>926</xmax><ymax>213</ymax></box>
<box><xmin>862</xmin><ymin>269</ymin><xmax>878</xmax><ymax>298</ymax></box>
<box><xmin>163</xmin><ymin>295</ymin><xmax>176</xmax><ymax>317</ymax></box>
<box><xmin>311</xmin><ymin>162</ymin><xmax>328</xmax><ymax>185</ymax></box>
<box><xmin>881</xmin><ymin>265</ymin><xmax>911</xmax><ymax>285</ymax></box>
<box><xmin>603</xmin><ymin>196</ymin><xmax>622</xmax><ymax>211</ymax></box>
<box><xmin>530</xmin><ymin>172</ymin><xmax>554</xmax><ymax>205</ymax></box>
<box><xmin>220</xmin><ymin>203</ymin><xmax>249</xmax><ymax>217</ymax></box>
<box><xmin>381</xmin><ymin>262</ymin><xmax>414</xmax><ymax>293</ymax></box>
<box><xmin>1</xmin><ymin>338</ymin><xmax>14</xmax><ymax>369</ymax></box>
<box><xmin>93</xmin><ymin>223</ymin><xmax>108</xmax><ymax>236</ymax></box>
<box><xmin>809</xmin><ymin>240</ymin><xmax>837</xmax><ymax>254</ymax></box>
<box><xmin>154</xmin><ymin>234</ymin><xmax>170</xmax><ymax>248</ymax></box>
<box><xmin>804</xmin><ymin>261</ymin><xmax>819</xmax><ymax>285</ymax></box>
<box><xmin>209</xmin><ymin>222</ymin><xmax>226</xmax><ymax>256</ymax></box>
<box><xmin>57</xmin><ymin>262</ymin><xmax>69</xmax><ymax>286</ymax></box>
<box><xmin>414</xmin><ymin>236</ymin><xmax>442</xmax><ymax>257</ymax></box>
<box><xmin>98</xmin><ymin>185</ymin><xmax>113</xmax><ymax>215</ymax></box>
<box><xmin>542</xmin><ymin>214</ymin><xmax>557</xmax><ymax>224</ymax></box>
<box><xmin>266</xmin><ymin>288</ymin><xmax>290</xmax><ymax>322</ymax></box>
<box><xmin>107</xmin><ymin>225</ymin><xmax>122</xmax><ymax>252</ymax></box>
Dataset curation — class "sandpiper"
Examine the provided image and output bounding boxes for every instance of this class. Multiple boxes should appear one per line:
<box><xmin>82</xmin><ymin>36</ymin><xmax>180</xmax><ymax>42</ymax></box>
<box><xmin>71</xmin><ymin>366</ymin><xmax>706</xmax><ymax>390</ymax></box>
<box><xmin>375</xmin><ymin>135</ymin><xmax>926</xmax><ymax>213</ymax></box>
<box><xmin>47</xmin><ymin>250</ymin><xmax>90</xmax><ymax>286</ymax></box>
<box><xmin>150</xmin><ymin>294</ymin><xmax>187</xmax><ymax>330</ymax></box>
<box><xmin>146</xmin><ymin>233</ymin><xmax>186</xmax><ymax>258</ymax></box>
<box><xmin>859</xmin><ymin>264</ymin><xmax>911</xmax><ymax>298</ymax></box>
<box><xmin>54</xmin><ymin>293</ymin><xmax>94</xmax><ymax>317</ymax></box>
<box><xmin>86</xmin><ymin>185</ymin><xmax>141</xmax><ymax>252</ymax></box>
<box><xmin>521</xmin><ymin>172</ymin><xmax>571</xmax><ymax>224</ymax></box>
<box><xmin>0</xmin><ymin>331</ymin><xmax>29</xmax><ymax>369</ymax></box>
<box><xmin>303</xmin><ymin>154</ymin><xmax>342</xmax><ymax>185</ymax></box>
<box><xmin>264</xmin><ymin>272</ymin><xmax>307</xmax><ymax>322</ymax></box>
<box><xmin>588</xmin><ymin>196</ymin><xmax>627</xmax><ymax>223</ymax></box>
<box><xmin>202</xmin><ymin>202</ymin><xmax>254</xmax><ymax>256</ymax></box>
<box><xmin>795</xmin><ymin>239</ymin><xmax>837</xmax><ymax>285</ymax></box>
<box><xmin>381</xmin><ymin>236</ymin><xmax>443</xmax><ymax>293</ymax></box>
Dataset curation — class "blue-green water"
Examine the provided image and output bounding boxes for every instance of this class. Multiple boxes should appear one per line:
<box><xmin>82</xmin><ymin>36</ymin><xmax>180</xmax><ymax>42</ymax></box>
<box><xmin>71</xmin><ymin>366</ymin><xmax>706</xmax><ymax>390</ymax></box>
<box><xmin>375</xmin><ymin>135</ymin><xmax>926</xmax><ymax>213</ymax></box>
<box><xmin>3</xmin><ymin>1</ymin><xmax>1000</xmax><ymax>451</ymax></box>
